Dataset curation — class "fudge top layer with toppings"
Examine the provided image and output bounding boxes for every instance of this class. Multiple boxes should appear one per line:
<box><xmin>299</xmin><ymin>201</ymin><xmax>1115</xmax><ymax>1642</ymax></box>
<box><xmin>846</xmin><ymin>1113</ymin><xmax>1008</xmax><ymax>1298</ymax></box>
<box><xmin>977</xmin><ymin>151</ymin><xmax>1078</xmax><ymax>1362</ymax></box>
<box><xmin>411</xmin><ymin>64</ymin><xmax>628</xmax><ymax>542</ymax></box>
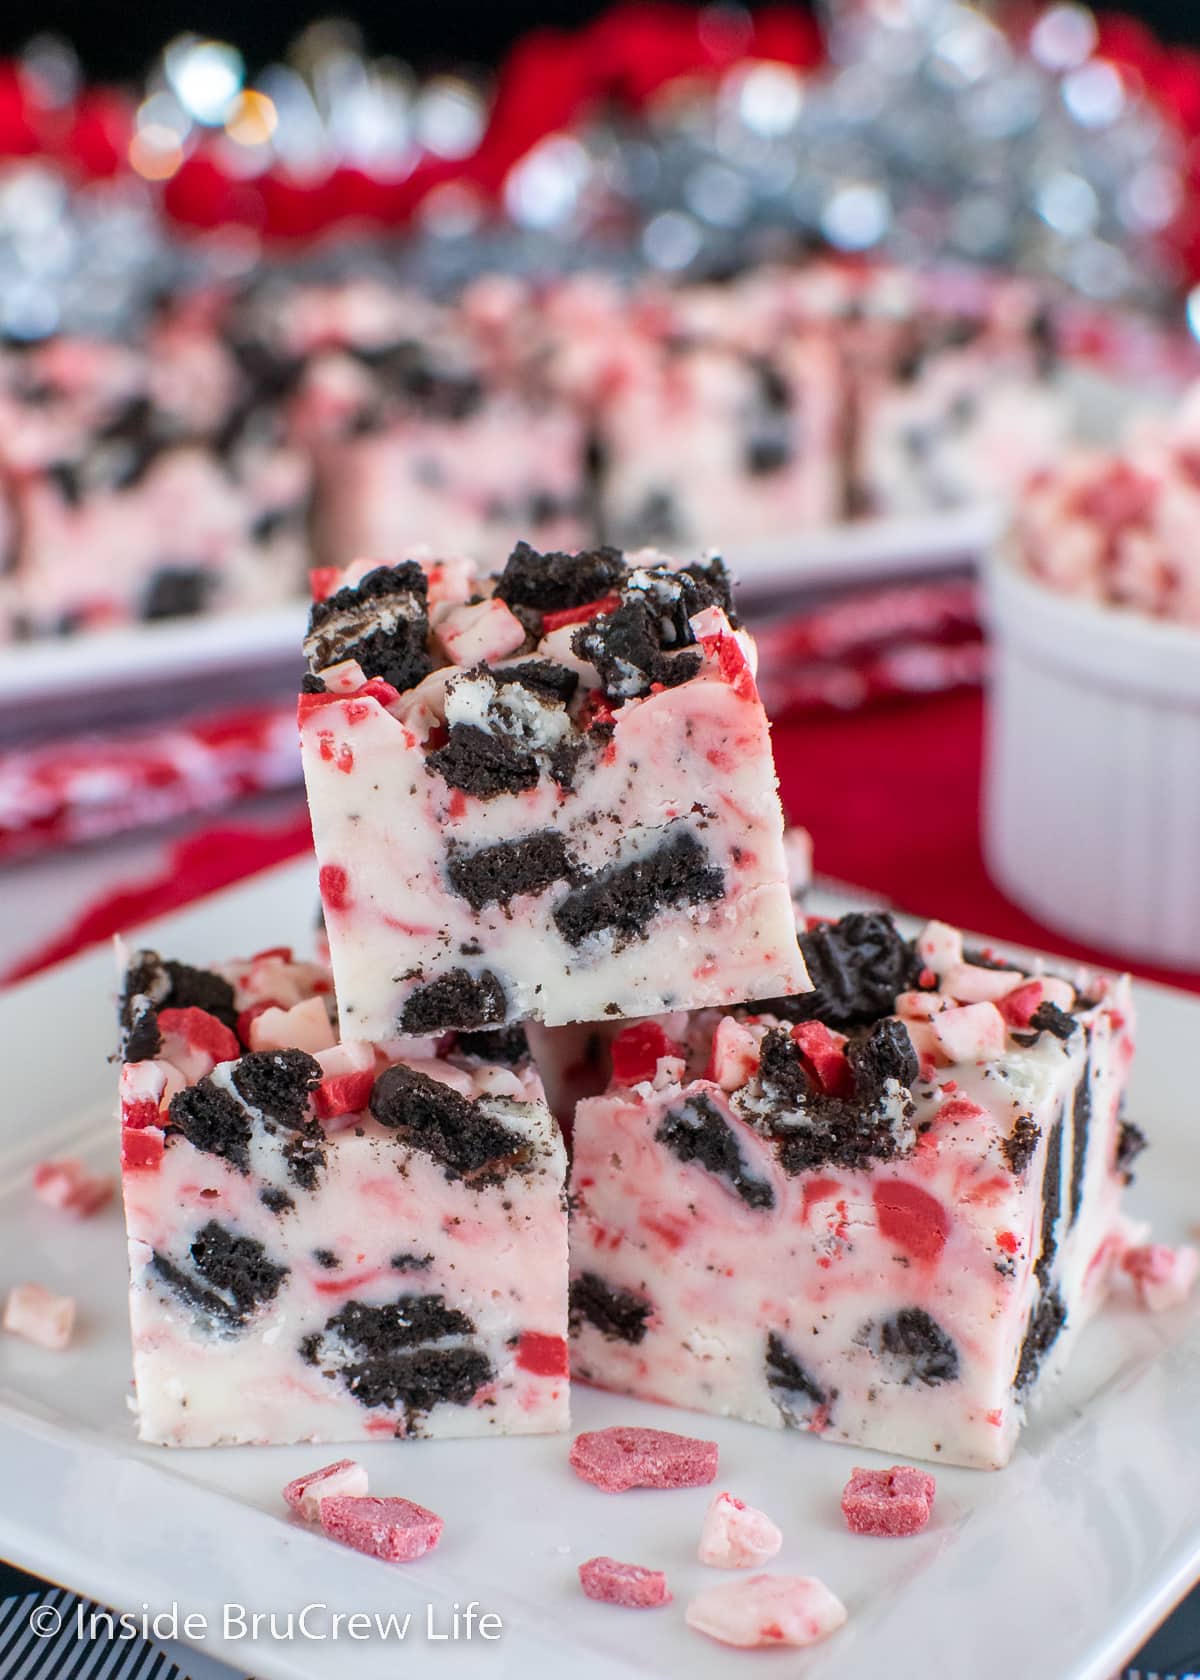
<box><xmin>299</xmin><ymin>542</ymin><xmax>744</xmax><ymax>800</ymax></box>
<box><xmin>118</xmin><ymin>944</ymin><xmax>553</xmax><ymax>1189</ymax></box>
<box><xmin>604</xmin><ymin>912</ymin><xmax>1134</xmax><ymax>1181</ymax></box>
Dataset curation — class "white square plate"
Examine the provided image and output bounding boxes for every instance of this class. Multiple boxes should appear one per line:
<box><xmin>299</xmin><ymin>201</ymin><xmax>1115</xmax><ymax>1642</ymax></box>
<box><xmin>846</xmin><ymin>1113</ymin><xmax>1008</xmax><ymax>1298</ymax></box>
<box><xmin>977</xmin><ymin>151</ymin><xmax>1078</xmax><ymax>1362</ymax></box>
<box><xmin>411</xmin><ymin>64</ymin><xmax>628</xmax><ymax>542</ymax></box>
<box><xmin>1</xmin><ymin>859</ymin><xmax>1197</xmax><ymax>1680</ymax></box>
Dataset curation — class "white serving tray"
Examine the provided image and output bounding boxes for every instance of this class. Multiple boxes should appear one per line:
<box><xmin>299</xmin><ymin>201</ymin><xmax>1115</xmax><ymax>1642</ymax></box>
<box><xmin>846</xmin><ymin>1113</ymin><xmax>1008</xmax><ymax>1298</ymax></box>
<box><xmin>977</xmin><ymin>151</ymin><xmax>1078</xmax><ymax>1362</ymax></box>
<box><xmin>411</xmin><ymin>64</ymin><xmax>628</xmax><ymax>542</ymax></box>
<box><xmin>0</xmin><ymin>860</ymin><xmax>1196</xmax><ymax>1680</ymax></box>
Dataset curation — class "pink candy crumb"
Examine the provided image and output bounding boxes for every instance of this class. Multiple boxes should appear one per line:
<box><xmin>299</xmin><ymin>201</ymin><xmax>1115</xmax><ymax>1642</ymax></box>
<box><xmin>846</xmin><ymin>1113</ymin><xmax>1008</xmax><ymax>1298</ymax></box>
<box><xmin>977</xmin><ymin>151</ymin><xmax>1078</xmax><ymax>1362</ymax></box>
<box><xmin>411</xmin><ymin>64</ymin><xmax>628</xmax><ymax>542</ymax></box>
<box><xmin>698</xmin><ymin>1491</ymin><xmax>783</xmax><ymax>1568</ymax></box>
<box><xmin>32</xmin><ymin>1158</ymin><xmax>114</xmax><ymax>1218</ymax></box>
<box><xmin>685</xmin><ymin>1574</ymin><xmax>847</xmax><ymax>1649</ymax></box>
<box><xmin>1122</xmin><ymin>1243</ymin><xmax>1200</xmax><ymax>1313</ymax></box>
<box><xmin>284</xmin><ymin>1459</ymin><xmax>369</xmax><ymax>1523</ymax></box>
<box><xmin>569</xmin><ymin>1426</ymin><xmax>718</xmax><ymax>1492</ymax></box>
<box><xmin>3</xmin><ymin>1282</ymin><xmax>76</xmax><ymax>1350</ymax></box>
<box><xmin>841</xmin><ymin>1465</ymin><xmax>936</xmax><ymax>1537</ymax></box>
<box><xmin>579</xmin><ymin>1556</ymin><xmax>672</xmax><ymax>1608</ymax></box>
<box><xmin>319</xmin><ymin>1495</ymin><xmax>443</xmax><ymax>1563</ymax></box>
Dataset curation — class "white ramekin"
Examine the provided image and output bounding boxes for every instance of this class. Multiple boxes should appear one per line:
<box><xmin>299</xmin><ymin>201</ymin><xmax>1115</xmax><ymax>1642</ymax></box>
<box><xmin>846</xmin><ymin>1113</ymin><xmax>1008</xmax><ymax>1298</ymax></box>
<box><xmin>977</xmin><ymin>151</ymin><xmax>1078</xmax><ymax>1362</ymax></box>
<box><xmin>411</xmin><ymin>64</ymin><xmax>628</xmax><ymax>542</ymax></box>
<box><xmin>984</xmin><ymin>547</ymin><xmax>1200</xmax><ymax>969</ymax></box>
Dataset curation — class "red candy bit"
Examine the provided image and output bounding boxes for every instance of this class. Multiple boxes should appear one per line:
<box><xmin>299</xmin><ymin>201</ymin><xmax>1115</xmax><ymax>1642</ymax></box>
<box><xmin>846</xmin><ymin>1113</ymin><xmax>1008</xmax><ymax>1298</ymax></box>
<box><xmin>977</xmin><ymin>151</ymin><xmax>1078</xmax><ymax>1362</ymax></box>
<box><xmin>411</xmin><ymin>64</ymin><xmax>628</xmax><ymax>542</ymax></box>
<box><xmin>157</xmin><ymin>1006</ymin><xmax>240</xmax><ymax>1067</ymax></box>
<box><xmin>579</xmin><ymin>1556</ymin><xmax>672</xmax><ymax>1609</ymax></box>
<box><xmin>297</xmin><ymin>689</ymin><xmax>344</xmax><ymax>720</ymax></box>
<box><xmin>319</xmin><ymin>1495</ymin><xmax>443</xmax><ymax>1563</ymax></box>
<box><xmin>996</xmin><ymin>1230</ymin><xmax>1020</xmax><ymax>1255</ymax></box>
<box><xmin>236</xmin><ymin>999</ymin><xmax>283</xmax><ymax>1047</ymax></box>
<box><xmin>569</xmin><ymin>1426</ymin><xmax>718</xmax><ymax>1492</ymax></box>
<box><xmin>791</xmin><ymin>1021</ymin><xmax>853</xmax><ymax>1097</ymax></box>
<box><xmin>578</xmin><ymin>688</ymin><xmax>617</xmax><ymax>731</ymax></box>
<box><xmin>841</xmin><ymin>1466</ymin><xmax>936</xmax><ymax>1537</ymax></box>
<box><xmin>873</xmin><ymin>1178</ymin><xmax>950</xmax><ymax>1262</ymax></box>
<box><xmin>611</xmin><ymin>1022</ymin><xmax>683</xmax><ymax>1086</ymax></box>
<box><xmin>319</xmin><ymin>864</ymin><xmax>351</xmax><ymax>913</ymax></box>
<box><xmin>998</xmin><ymin>980</ymin><xmax>1045</xmax><ymax>1029</ymax></box>
<box><xmin>122</xmin><ymin>1127</ymin><xmax>164</xmax><ymax>1170</ymax></box>
<box><xmin>541</xmin><ymin>593</ymin><xmax>621</xmax><ymax>633</ymax></box>
<box><xmin>701</xmin><ymin>631</ymin><xmax>758</xmax><ymax>702</ymax></box>
<box><xmin>121</xmin><ymin>1097</ymin><xmax>160</xmax><ymax>1130</ymax></box>
<box><xmin>515</xmin><ymin>1332</ymin><xmax>569</xmax><ymax>1377</ymax></box>
<box><xmin>356</xmin><ymin>677</ymin><xmax>401</xmax><ymax>709</ymax></box>
<box><xmin>310</xmin><ymin>566</ymin><xmax>342</xmax><ymax>603</ymax></box>
<box><xmin>312</xmin><ymin>1070</ymin><xmax>376</xmax><ymax>1120</ymax></box>
<box><xmin>251</xmin><ymin>946</ymin><xmax>293</xmax><ymax>964</ymax></box>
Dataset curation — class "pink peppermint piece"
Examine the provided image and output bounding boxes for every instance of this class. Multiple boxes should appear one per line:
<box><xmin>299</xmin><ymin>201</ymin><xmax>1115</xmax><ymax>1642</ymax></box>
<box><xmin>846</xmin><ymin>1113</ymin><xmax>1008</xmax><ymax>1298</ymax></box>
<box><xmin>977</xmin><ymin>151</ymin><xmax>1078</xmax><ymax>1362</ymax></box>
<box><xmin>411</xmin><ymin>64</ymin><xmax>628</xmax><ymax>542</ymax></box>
<box><xmin>579</xmin><ymin>1556</ymin><xmax>672</xmax><ymax>1608</ymax></box>
<box><xmin>841</xmin><ymin>1465</ymin><xmax>937</xmax><ymax>1537</ymax></box>
<box><xmin>1122</xmin><ymin>1243</ymin><xmax>1200</xmax><ymax>1313</ymax></box>
<box><xmin>319</xmin><ymin>1496</ymin><xmax>443</xmax><ymax>1562</ymax></box>
<box><xmin>32</xmin><ymin>1158</ymin><xmax>115</xmax><ymax>1218</ymax></box>
<box><xmin>698</xmin><ymin>1491</ymin><xmax>783</xmax><ymax>1568</ymax></box>
<box><xmin>569</xmin><ymin>1426</ymin><xmax>718</xmax><ymax>1492</ymax></box>
<box><xmin>685</xmin><ymin>1574</ymin><xmax>847</xmax><ymax>1649</ymax></box>
<box><xmin>3</xmin><ymin>1282</ymin><xmax>76</xmax><ymax>1350</ymax></box>
<box><xmin>284</xmin><ymin>1459</ymin><xmax>369</xmax><ymax>1523</ymax></box>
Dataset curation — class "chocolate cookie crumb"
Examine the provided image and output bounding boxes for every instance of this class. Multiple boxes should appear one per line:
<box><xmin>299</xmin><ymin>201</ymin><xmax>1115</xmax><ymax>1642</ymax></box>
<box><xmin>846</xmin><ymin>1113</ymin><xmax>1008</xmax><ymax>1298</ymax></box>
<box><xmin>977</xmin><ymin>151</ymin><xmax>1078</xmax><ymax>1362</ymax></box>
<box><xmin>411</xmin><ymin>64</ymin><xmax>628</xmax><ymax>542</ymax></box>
<box><xmin>493</xmin><ymin>541</ymin><xmax>627</xmax><ymax>612</ymax></box>
<box><xmin>445</xmin><ymin>831</ymin><xmax>578</xmax><ymax>911</ymax></box>
<box><xmin>655</xmin><ymin>1093</ymin><xmax>775</xmax><ymax>1209</ymax></box>
<box><xmin>765</xmin><ymin>1331</ymin><xmax>828</xmax><ymax>1423</ymax></box>
<box><xmin>399</xmin><ymin>968</ymin><xmax>508</xmax><ymax>1034</ymax></box>
<box><xmin>370</xmin><ymin>1062</ymin><xmax>529</xmax><ymax>1181</ymax></box>
<box><xmin>1001</xmin><ymin>1116</ymin><xmax>1041</xmax><ymax>1176</ymax></box>
<box><xmin>764</xmin><ymin>914</ymin><xmax>923</xmax><ymax>1030</ymax></box>
<box><xmin>1013</xmin><ymin>1287</ymin><xmax>1067</xmax><ymax>1391</ymax></box>
<box><xmin>553</xmin><ymin>829</ymin><xmax>723</xmax><ymax>948</ymax></box>
<box><xmin>569</xmin><ymin>1273</ymin><xmax>653</xmax><ymax>1343</ymax></box>
<box><xmin>426</xmin><ymin>722</ymin><xmax>540</xmax><ymax>800</ymax></box>
<box><xmin>872</xmin><ymin>1308</ymin><xmax>960</xmax><ymax>1386</ymax></box>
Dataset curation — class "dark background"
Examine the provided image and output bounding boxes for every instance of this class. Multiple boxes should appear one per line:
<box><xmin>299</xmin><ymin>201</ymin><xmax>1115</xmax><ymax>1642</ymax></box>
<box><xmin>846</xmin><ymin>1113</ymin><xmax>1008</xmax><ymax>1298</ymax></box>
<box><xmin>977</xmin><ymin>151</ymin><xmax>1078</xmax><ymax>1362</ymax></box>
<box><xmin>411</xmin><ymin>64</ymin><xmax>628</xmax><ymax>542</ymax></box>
<box><xmin>0</xmin><ymin>0</ymin><xmax>1195</xmax><ymax>82</ymax></box>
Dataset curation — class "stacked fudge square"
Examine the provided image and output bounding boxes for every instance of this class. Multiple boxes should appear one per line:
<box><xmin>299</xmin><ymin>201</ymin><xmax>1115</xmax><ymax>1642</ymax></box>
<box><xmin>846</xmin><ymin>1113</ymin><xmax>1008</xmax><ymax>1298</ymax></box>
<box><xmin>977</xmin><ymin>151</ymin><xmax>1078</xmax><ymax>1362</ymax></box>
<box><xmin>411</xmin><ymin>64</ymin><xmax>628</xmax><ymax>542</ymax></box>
<box><xmin>119</xmin><ymin>539</ymin><xmax>1143</xmax><ymax>1469</ymax></box>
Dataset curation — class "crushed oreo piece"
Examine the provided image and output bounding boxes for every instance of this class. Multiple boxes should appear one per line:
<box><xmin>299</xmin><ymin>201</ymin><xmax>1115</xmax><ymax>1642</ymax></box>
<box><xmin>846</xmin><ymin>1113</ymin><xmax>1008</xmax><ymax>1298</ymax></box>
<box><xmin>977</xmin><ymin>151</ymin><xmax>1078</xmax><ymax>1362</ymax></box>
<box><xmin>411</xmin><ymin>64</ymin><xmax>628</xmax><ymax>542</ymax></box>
<box><xmin>454</xmin><ymin>1023</ymin><xmax>530</xmax><ymax>1065</ymax></box>
<box><xmin>765</xmin><ymin>1331</ymin><xmax>829</xmax><ymax>1423</ymax></box>
<box><xmin>426</xmin><ymin>723</ymin><xmax>540</xmax><ymax>800</ymax></box>
<box><xmin>571</xmin><ymin>597</ymin><xmax>702</xmax><ymax>698</ymax></box>
<box><xmin>493</xmin><ymin>541</ymin><xmax>627</xmax><ymax>613</ymax></box>
<box><xmin>750</xmin><ymin>1026</ymin><xmax>915</xmax><ymax>1175</ymax></box>
<box><xmin>553</xmin><ymin>829</ymin><xmax>723</xmax><ymax>948</ymax></box>
<box><xmin>230</xmin><ymin>1049</ymin><xmax>322</xmax><ymax>1129</ymax></box>
<box><xmin>445</xmin><ymin>831</ymin><xmax>578</xmax><ymax>911</ymax></box>
<box><xmin>259</xmin><ymin>1187</ymin><xmax>294</xmax><ymax>1215</ymax></box>
<box><xmin>151</xmin><ymin>1220</ymin><xmax>287</xmax><ymax>1330</ymax></box>
<box><xmin>871</xmin><ymin>1308</ymin><xmax>960</xmax><ymax>1386</ymax></box>
<box><xmin>1001</xmin><ymin>1116</ymin><xmax>1041</xmax><ymax>1176</ymax></box>
<box><xmin>1034</xmin><ymin>1118</ymin><xmax>1063</xmax><ymax>1287</ymax></box>
<box><xmin>305</xmin><ymin>562</ymin><xmax>431</xmax><ymax>691</ymax></box>
<box><xmin>569</xmin><ymin>1273</ymin><xmax>653</xmax><ymax>1343</ymax></box>
<box><xmin>311</xmin><ymin>1291</ymin><xmax>492</xmax><ymax>1415</ymax></box>
<box><xmin>1115</xmin><ymin>1117</ymin><xmax>1147</xmax><ymax>1184</ymax></box>
<box><xmin>763</xmin><ymin>914</ymin><xmax>923</xmax><ymax>1030</ymax></box>
<box><xmin>655</xmin><ymin>1093</ymin><xmax>774</xmax><ymax>1209</ymax></box>
<box><xmin>1014</xmin><ymin>1287</ymin><xmax>1067</xmax><ymax>1392</ymax></box>
<box><xmin>391</xmin><ymin>1252</ymin><xmax>434</xmax><ymax>1270</ymax></box>
<box><xmin>300</xmin><ymin>672</ymin><xmax>327</xmax><ymax>694</ymax></box>
<box><xmin>491</xmin><ymin>660</ymin><xmax>579</xmax><ymax>704</ymax></box>
<box><xmin>399</xmin><ymin>968</ymin><xmax>507</xmax><ymax>1035</ymax></box>
<box><xmin>119</xmin><ymin>951</ymin><xmax>238</xmax><ymax>1060</ymax></box>
<box><xmin>314</xmin><ymin>1248</ymin><xmax>339</xmax><ymax>1270</ymax></box>
<box><xmin>678</xmin><ymin>555</ymin><xmax>738</xmax><ymax>627</ymax></box>
<box><xmin>1014</xmin><ymin>1002</ymin><xmax>1079</xmax><ymax>1045</ymax></box>
<box><xmin>846</xmin><ymin>1018</ymin><xmax>919</xmax><ymax>1094</ymax></box>
<box><xmin>166</xmin><ymin>1079</ymin><xmax>254</xmax><ymax>1173</ymax></box>
<box><xmin>370</xmin><ymin>1062</ymin><xmax>529</xmax><ymax>1181</ymax></box>
<box><xmin>142</xmin><ymin>567</ymin><xmax>214</xmax><ymax>623</ymax></box>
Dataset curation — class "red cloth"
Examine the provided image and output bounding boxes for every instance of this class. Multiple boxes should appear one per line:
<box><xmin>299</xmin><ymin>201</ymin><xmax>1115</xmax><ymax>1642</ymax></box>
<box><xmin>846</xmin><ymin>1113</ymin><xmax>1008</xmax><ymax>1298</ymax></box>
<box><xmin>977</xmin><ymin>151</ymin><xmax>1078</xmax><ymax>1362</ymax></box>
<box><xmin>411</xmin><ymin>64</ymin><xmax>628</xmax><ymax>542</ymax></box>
<box><xmin>8</xmin><ymin>686</ymin><xmax>1198</xmax><ymax>994</ymax></box>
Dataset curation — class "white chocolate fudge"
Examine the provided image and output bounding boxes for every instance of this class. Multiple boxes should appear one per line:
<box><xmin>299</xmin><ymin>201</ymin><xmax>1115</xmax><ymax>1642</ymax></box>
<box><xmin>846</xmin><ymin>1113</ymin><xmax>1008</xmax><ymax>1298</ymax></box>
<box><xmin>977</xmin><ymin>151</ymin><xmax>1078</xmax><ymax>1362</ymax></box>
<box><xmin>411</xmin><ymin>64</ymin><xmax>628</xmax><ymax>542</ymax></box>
<box><xmin>298</xmin><ymin>544</ymin><xmax>808</xmax><ymax>1037</ymax></box>
<box><xmin>117</xmin><ymin>945</ymin><xmax>569</xmax><ymax>1447</ymax></box>
<box><xmin>569</xmin><ymin>913</ymin><xmax>1140</xmax><ymax>1469</ymax></box>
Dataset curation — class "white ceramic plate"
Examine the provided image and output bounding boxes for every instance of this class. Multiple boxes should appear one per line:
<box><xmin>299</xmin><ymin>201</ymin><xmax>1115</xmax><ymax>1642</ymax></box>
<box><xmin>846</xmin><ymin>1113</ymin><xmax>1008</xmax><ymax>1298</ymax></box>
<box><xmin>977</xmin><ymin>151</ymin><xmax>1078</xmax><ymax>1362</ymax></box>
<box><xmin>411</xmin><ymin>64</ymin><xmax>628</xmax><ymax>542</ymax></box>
<box><xmin>0</xmin><ymin>859</ymin><xmax>1197</xmax><ymax>1680</ymax></box>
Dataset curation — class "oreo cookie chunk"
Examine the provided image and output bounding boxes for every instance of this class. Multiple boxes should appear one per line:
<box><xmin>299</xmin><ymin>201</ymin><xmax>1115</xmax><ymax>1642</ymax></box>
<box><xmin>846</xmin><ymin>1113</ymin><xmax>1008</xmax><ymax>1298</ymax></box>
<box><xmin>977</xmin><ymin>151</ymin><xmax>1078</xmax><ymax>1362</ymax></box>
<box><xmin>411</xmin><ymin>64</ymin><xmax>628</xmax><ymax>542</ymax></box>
<box><xmin>370</xmin><ymin>1062</ymin><xmax>531</xmax><ymax>1183</ymax></box>
<box><xmin>655</xmin><ymin>1093</ymin><xmax>775</xmax><ymax>1210</ymax></box>
<box><xmin>304</xmin><ymin>1292</ymin><xmax>493</xmax><ymax>1420</ymax></box>
<box><xmin>119</xmin><ymin>949</ymin><xmax>238</xmax><ymax>1061</ymax></box>
<box><xmin>766</xmin><ymin>1331</ymin><xmax>829</xmax><ymax>1425</ymax></box>
<box><xmin>862</xmin><ymin>1308</ymin><xmax>961</xmax><ymax>1387</ymax></box>
<box><xmin>759</xmin><ymin>913</ymin><xmax>924</xmax><ymax>1030</ymax></box>
<box><xmin>445</xmin><ymin>832</ymin><xmax>579</xmax><ymax>912</ymax></box>
<box><xmin>553</xmin><ymin>829</ymin><xmax>724</xmax><ymax>949</ymax></box>
<box><xmin>398</xmin><ymin>968</ymin><xmax>508</xmax><ymax>1035</ymax></box>
<box><xmin>304</xmin><ymin>562</ymin><xmax>431</xmax><ymax>691</ymax></box>
<box><xmin>493</xmin><ymin>541</ymin><xmax>627</xmax><ymax>613</ymax></box>
<box><xmin>571</xmin><ymin>597</ymin><xmax>703</xmax><ymax>699</ymax></box>
<box><xmin>570</xmin><ymin>1273</ymin><xmax>653</xmax><ymax>1344</ymax></box>
<box><xmin>743</xmin><ymin>1020</ymin><xmax>918</xmax><ymax>1176</ymax></box>
<box><xmin>151</xmin><ymin>1220</ymin><xmax>288</xmax><ymax>1332</ymax></box>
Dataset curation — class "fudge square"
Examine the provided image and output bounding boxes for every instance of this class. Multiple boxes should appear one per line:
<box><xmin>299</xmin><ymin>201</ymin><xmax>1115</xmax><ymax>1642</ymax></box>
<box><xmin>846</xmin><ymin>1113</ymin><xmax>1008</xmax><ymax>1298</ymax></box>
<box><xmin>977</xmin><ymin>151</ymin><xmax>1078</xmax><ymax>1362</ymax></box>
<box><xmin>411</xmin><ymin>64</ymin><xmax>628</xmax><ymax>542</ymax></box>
<box><xmin>569</xmin><ymin>913</ymin><xmax>1139</xmax><ymax>1469</ymax></box>
<box><xmin>118</xmin><ymin>945</ymin><xmax>569</xmax><ymax>1447</ymax></box>
<box><xmin>298</xmin><ymin>543</ymin><xmax>808</xmax><ymax>1037</ymax></box>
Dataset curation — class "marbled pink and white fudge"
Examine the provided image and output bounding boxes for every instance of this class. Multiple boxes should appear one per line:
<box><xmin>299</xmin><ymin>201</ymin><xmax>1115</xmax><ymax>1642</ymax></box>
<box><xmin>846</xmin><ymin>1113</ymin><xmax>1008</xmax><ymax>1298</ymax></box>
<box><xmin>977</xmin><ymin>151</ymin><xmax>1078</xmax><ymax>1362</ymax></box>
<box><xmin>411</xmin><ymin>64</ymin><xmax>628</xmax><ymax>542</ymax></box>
<box><xmin>117</xmin><ymin>944</ymin><xmax>569</xmax><ymax>1448</ymax></box>
<box><xmin>569</xmin><ymin>912</ymin><xmax>1140</xmax><ymax>1469</ymax></box>
<box><xmin>299</xmin><ymin>544</ymin><xmax>807</xmax><ymax>1036</ymax></box>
